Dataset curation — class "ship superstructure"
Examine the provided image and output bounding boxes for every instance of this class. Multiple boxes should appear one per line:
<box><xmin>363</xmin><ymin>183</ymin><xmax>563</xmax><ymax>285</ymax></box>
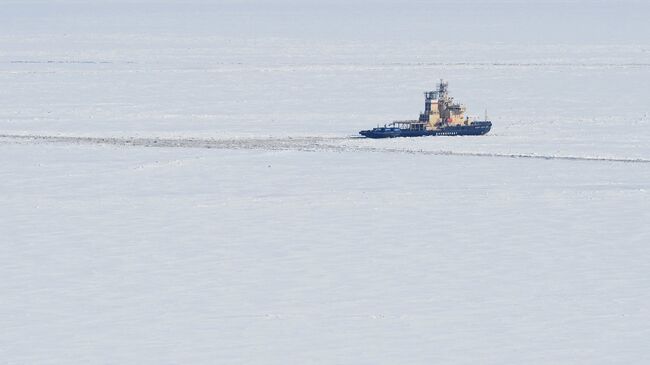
<box><xmin>359</xmin><ymin>80</ymin><xmax>491</xmax><ymax>138</ymax></box>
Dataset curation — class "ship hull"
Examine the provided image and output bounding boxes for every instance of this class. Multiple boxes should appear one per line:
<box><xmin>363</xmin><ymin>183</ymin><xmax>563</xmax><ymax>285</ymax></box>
<box><xmin>360</xmin><ymin>121</ymin><xmax>492</xmax><ymax>139</ymax></box>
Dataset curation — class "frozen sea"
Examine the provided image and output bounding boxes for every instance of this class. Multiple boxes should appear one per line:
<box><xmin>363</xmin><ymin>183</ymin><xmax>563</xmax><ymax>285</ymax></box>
<box><xmin>1</xmin><ymin>1</ymin><xmax>650</xmax><ymax>364</ymax></box>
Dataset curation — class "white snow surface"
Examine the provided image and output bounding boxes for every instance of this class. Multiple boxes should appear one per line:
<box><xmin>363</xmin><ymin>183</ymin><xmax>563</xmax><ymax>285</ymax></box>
<box><xmin>1</xmin><ymin>1</ymin><xmax>650</xmax><ymax>364</ymax></box>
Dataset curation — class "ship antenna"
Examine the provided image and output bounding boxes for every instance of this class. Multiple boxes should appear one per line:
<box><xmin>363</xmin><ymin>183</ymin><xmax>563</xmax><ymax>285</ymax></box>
<box><xmin>484</xmin><ymin>109</ymin><xmax>488</xmax><ymax>121</ymax></box>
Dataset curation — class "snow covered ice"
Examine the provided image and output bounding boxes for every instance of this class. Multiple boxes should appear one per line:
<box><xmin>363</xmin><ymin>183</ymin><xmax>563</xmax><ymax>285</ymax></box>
<box><xmin>1</xmin><ymin>1</ymin><xmax>650</xmax><ymax>364</ymax></box>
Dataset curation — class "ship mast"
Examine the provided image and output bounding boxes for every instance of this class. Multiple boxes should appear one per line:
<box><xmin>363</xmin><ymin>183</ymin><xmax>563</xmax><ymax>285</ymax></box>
<box><xmin>437</xmin><ymin>79</ymin><xmax>451</xmax><ymax>125</ymax></box>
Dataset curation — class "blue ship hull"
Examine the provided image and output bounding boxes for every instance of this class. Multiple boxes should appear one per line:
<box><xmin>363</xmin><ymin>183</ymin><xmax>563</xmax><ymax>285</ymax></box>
<box><xmin>360</xmin><ymin>121</ymin><xmax>492</xmax><ymax>138</ymax></box>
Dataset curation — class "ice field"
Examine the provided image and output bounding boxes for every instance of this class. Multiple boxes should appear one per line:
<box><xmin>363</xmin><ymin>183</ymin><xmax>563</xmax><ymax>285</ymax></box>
<box><xmin>1</xmin><ymin>1</ymin><xmax>650</xmax><ymax>364</ymax></box>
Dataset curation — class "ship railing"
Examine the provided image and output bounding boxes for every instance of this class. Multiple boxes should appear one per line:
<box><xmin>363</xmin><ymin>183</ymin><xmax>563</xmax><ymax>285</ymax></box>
<box><xmin>389</xmin><ymin>120</ymin><xmax>419</xmax><ymax>126</ymax></box>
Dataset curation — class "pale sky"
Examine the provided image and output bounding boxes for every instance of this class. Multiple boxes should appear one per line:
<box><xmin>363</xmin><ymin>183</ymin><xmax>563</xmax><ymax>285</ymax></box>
<box><xmin>1</xmin><ymin>0</ymin><xmax>648</xmax><ymax>44</ymax></box>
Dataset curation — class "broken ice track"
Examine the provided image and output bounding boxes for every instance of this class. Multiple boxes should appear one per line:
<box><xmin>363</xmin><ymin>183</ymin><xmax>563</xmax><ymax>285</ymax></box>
<box><xmin>1</xmin><ymin>133</ymin><xmax>648</xmax><ymax>164</ymax></box>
